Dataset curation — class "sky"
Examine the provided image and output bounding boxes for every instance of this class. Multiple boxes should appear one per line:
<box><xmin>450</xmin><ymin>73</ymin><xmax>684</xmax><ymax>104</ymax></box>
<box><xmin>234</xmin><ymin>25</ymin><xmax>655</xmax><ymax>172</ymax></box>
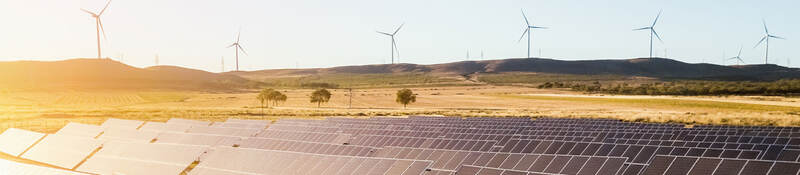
<box><xmin>0</xmin><ymin>0</ymin><xmax>796</xmax><ymax>72</ymax></box>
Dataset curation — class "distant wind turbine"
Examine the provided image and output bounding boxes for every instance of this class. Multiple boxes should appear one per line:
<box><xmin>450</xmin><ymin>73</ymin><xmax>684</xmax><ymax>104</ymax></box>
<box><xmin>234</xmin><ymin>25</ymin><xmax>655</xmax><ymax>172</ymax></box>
<box><xmin>466</xmin><ymin>50</ymin><xmax>470</xmax><ymax>60</ymax></box>
<box><xmin>377</xmin><ymin>23</ymin><xmax>404</xmax><ymax>64</ymax></box>
<box><xmin>754</xmin><ymin>19</ymin><xmax>785</xmax><ymax>64</ymax></box>
<box><xmin>728</xmin><ymin>47</ymin><xmax>745</xmax><ymax>65</ymax></box>
<box><xmin>481</xmin><ymin>50</ymin><xmax>484</xmax><ymax>60</ymax></box>
<box><xmin>80</xmin><ymin>0</ymin><xmax>112</xmax><ymax>59</ymax></box>
<box><xmin>518</xmin><ymin>9</ymin><xmax>547</xmax><ymax>58</ymax></box>
<box><xmin>221</xmin><ymin>56</ymin><xmax>225</xmax><ymax>72</ymax></box>
<box><xmin>155</xmin><ymin>54</ymin><xmax>159</xmax><ymax>65</ymax></box>
<box><xmin>634</xmin><ymin>10</ymin><xmax>663</xmax><ymax>58</ymax></box>
<box><xmin>227</xmin><ymin>30</ymin><xmax>248</xmax><ymax>71</ymax></box>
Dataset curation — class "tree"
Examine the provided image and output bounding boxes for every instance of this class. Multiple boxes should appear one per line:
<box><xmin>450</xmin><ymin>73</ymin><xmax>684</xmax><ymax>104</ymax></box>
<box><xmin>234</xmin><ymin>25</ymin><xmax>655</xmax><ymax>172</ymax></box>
<box><xmin>256</xmin><ymin>88</ymin><xmax>275</xmax><ymax>113</ymax></box>
<box><xmin>396</xmin><ymin>88</ymin><xmax>416</xmax><ymax>108</ymax></box>
<box><xmin>271</xmin><ymin>91</ymin><xmax>287</xmax><ymax>106</ymax></box>
<box><xmin>310</xmin><ymin>89</ymin><xmax>331</xmax><ymax>108</ymax></box>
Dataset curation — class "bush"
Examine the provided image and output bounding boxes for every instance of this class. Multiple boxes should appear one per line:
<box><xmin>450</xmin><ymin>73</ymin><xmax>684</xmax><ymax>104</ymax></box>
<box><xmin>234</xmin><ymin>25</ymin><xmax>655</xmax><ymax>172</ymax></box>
<box><xmin>537</xmin><ymin>79</ymin><xmax>800</xmax><ymax>96</ymax></box>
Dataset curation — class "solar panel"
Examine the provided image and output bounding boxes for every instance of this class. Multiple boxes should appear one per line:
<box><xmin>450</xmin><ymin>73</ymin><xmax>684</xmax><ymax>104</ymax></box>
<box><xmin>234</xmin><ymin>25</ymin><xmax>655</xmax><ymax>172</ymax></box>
<box><xmin>100</xmin><ymin>118</ymin><xmax>144</xmax><ymax>129</ymax></box>
<box><xmin>186</xmin><ymin>126</ymin><xmax>260</xmax><ymax>137</ymax></box>
<box><xmin>166</xmin><ymin>118</ymin><xmax>212</xmax><ymax>126</ymax></box>
<box><xmin>620</xmin><ymin>163</ymin><xmax>646</xmax><ymax>175</ymax></box>
<box><xmin>154</xmin><ymin>132</ymin><xmax>242</xmax><ymax>146</ymax></box>
<box><xmin>0</xmin><ymin>158</ymin><xmax>88</xmax><ymax>175</ymax></box>
<box><xmin>211</xmin><ymin>122</ymin><xmax>269</xmax><ymax>129</ymax></box>
<box><xmin>77</xmin><ymin>156</ymin><xmax>190</xmax><ymax>175</ymax></box>
<box><xmin>642</xmin><ymin>155</ymin><xmax>800</xmax><ymax>175</ymax></box>
<box><xmin>374</xmin><ymin>146</ymin><xmax>627</xmax><ymax>174</ymax></box>
<box><xmin>192</xmin><ymin>147</ymin><xmax>431</xmax><ymax>175</ymax></box>
<box><xmin>256</xmin><ymin>130</ymin><xmax>352</xmax><ymax>144</ymax></box>
<box><xmin>96</xmin><ymin>127</ymin><xmax>159</xmax><ymax>142</ymax></box>
<box><xmin>20</xmin><ymin>134</ymin><xmax>104</xmax><ymax>169</ymax></box>
<box><xmin>76</xmin><ymin>141</ymin><xmax>208</xmax><ymax>175</ymax></box>
<box><xmin>713</xmin><ymin>159</ymin><xmax>746</xmax><ymax>175</ymax></box>
<box><xmin>0</xmin><ymin>128</ymin><xmax>45</xmax><ymax>156</ymax></box>
<box><xmin>777</xmin><ymin>149</ymin><xmax>800</xmax><ymax>161</ymax></box>
<box><xmin>688</xmin><ymin>158</ymin><xmax>722</xmax><ymax>175</ymax></box>
<box><xmin>139</xmin><ymin>122</ymin><xmax>193</xmax><ymax>132</ymax></box>
<box><xmin>55</xmin><ymin>122</ymin><xmax>104</xmax><ymax>138</ymax></box>
<box><xmin>239</xmin><ymin>137</ymin><xmax>376</xmax><ymax>156</ymax></box>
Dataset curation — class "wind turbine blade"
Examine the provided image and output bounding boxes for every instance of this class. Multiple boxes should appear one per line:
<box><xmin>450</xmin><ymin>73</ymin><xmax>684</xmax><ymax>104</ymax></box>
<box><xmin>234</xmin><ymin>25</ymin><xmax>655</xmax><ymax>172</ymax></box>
<box><xmin>376</xmin><ymin>31</ymin><xmax>392</xmax><ymax>36</ymax></box>
<box><xmin>236</xmin><ymin>31</ymin><xmax>241</xmax><ymax>43</ymax></box>
<box><xmin>80</xmin><ymin>8</ymin><xmax>97</xmax><ymax>16</ymax></box>
<box><xmin>521</xmin><ymin>9</ymin><xmax>530</xmax><ymax>26</ymax></box>
<box><xmin>737</xmin><ymin>57</ymin><xmax>744</xmax><ymax>63</ymax></box>
<box><xmin>652</xmin><ymin>29</ymin><xmax>663</xmax><ymax>43</ymax></box>
<box><xmin>633</xmin><ymin>27</ymin><xmax>651</xmax><ymax>31</ymax></box>
<box><xmin>754</xmin><ymin>36</ymin><xmax>767</xmax><ymax>48</ymax></box>
<box><xmin>227</xmin><ymin>43</ymin><xmax>237</xmax><ymax>48</ymax></box>
<box><xmin>652</xmin><ymin>10</ymin><xmax>662</xmax><ymax>27</ymax></box>
<box><xmin>237</xmin><ymin>45</ymin><xmax>248</xmax><ymax>55</ymax></box>
<box><xmin>737</xmin><ymin>47</ymin><xmax>743</xmax><ymax>57</ymax></box>
<box><xmin>98</xmin><ymin>19</ymin><xmax>108</xmax><ymax>40</ymax></box>
<box><xmin>393</xmin><ymin>23</ymin><xmax>404</xmax><ymax>35</ymax></box>
<box><xmin>763</xmin><ymin>19</ymin><xmax>769</xmax><ymax>34</ymax></box>
<box><xmin>770</xmin><ymin>35</ymin><xmax>785</xmax><ymax>39</ymax></box>
<box><xmin>531</xmin><ymin>26</ymin><xmax>548</xmax><ymax>29</ymax></box>
<box><xmin>98</xmin><ymin>0</ymin><xmax>112</xmax><ymax>16</ymax></box>
<box><xmin>517</xmin><ymin>28</ymin><xmax>529</xmax><ymax>43</ymax></box>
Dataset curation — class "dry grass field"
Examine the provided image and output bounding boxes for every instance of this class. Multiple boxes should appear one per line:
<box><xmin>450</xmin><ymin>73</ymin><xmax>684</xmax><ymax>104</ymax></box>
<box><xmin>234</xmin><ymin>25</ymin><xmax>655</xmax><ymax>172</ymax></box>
<box><xmin>3</xmin><ymin>85</ymin><xmax>800</xmax><ymax>134</ymax></box>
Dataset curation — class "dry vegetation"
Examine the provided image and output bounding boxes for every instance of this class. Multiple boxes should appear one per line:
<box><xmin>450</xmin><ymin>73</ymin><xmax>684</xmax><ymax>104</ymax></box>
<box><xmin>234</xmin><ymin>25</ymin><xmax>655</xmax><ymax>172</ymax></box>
<box><xmin>3</xmin><ymin>85</ymin><xmax>800</xmax><ymax>134</ymax></box>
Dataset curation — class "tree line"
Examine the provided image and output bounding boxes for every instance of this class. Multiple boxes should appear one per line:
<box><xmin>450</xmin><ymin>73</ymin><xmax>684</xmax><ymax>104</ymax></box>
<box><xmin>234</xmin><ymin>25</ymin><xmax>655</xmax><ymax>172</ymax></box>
<box><xmin>537</xmin><ymin>79</ymin><xmax>800</xmax><ymax>96</ymax></box>
<box><xmin>256</xmin><ymin>88</ymin><xmax>417</xmax><ymax>109</ymax></box>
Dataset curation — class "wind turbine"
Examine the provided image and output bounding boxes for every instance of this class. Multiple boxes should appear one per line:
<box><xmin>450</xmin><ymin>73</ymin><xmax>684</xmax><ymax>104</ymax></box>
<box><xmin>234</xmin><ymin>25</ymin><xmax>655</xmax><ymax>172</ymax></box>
<box><xmin>80</xmin><ymin>0</ymin><xmax>112</xmax><ymax>59</ymax></box>
<box><xmin>634</xmin><ymin>10</ymin><xmax>663</xmax><ymax>58</ymax></box>
<box><xmin>227</xmin><ymin>30</ymin><xmax>248</xmax><ymax>71</ymax></box>
<box><xmin>754</xmin><ymin>19</ymin><xmax>785</xmax><ymax>64</ymax></box>
<box><xmin>518</xmin><ymin>9</ymin><xmax>547</xmax><ymax>58</ymax></box>
<box><xmin>728</xmin><ymin>47</ymin><xmax>745</xmax><ymax>65</ymax></box>
<box><xmin>377</xmin><ymin>23</ymin><xmax>403</xmax><ymax>64</ymax></box>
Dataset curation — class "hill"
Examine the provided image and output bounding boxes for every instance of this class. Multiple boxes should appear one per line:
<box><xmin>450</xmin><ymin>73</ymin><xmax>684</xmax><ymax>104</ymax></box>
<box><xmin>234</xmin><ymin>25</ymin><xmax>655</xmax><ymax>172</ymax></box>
<box><xmin>0</xmin><ymin>59</ymin><xmax>253</xmax><ymax>91</ymax></box>
<box><xmin>231</xmin><ymin>57</ymin><xmax>800</xmax><ymax>82</ymax></box>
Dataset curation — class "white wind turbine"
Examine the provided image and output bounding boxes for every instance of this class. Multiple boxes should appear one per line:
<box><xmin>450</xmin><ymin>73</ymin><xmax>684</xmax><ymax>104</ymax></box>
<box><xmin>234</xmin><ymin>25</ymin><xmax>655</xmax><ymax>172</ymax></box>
<box><xmin>80</xmin><ymin>0</ymin><xmax>112</xmax><ymax>59</ymax></box>
<box><xmin>227</xmin><ymin>30</ymin><xmax>248</xmax><ymax>71</ymax></box>
<box><xmin>377</xmin><ymin>23</ymin><xmax>404</xmax><ymax>64</ymax></box>
<box><xmin>728</xmin><ymin>47</ymin><xmax>745</xmax><ymax>65</ymax></box>
<box><xmin>634</xmin><ymin>10</ymin><xmax>664</xmax><ymax>58</ymax></box>
<box><xmin>754</xmin><ymin>19</ymin><xmax>785</xmax><ymax>64</ymax></box>
<box><xmin>518</xmin><ymin>9</ymin><xmax>547</xmax><ymax>58</ymax></box>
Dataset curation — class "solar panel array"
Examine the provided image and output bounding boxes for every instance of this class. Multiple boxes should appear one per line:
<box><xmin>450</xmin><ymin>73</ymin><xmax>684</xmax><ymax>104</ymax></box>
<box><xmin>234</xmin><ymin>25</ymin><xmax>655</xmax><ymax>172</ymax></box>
<box><xmin>3</xmin><ymin>116</ymin><xmax>800</xmax><ymax>175</ymax></box>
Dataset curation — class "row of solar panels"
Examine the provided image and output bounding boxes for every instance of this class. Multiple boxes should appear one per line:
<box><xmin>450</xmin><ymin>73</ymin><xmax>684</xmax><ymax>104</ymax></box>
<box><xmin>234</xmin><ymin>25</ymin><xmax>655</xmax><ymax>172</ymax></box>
<box><xmin>269</xmin><ymin>117</ymin><xmax>800</xmax><ymax>174</ymax></box>
<box><xmin>0</xmin><ymin>118</ymin><xmax>438</xmax><ymax>175</ymax></box>
<box><xmin>4</xmin><ymin>116</ymin><xmax>800</xmax><ymax>175</ymax></box>
<box><xmin>273</xmin><ymin>117</ymin><xmax>800</xmax><ymax>139</ymax></box>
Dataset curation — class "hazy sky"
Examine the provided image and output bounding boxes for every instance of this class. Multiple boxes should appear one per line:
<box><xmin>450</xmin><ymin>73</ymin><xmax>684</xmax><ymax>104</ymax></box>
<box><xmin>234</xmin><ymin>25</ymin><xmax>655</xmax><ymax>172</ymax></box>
<box><xmin>0</xmin><ymin>0</ymin><xmax>796</xmax><ymax>72</ymax></box>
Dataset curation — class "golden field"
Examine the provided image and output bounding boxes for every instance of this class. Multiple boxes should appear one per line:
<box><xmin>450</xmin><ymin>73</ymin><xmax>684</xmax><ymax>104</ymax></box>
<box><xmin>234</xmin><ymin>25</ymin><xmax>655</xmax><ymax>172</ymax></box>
<box><xmin>3</xmin><ymin>85</ymin><xmax>800</xmax><ymax>134</ymax></box>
